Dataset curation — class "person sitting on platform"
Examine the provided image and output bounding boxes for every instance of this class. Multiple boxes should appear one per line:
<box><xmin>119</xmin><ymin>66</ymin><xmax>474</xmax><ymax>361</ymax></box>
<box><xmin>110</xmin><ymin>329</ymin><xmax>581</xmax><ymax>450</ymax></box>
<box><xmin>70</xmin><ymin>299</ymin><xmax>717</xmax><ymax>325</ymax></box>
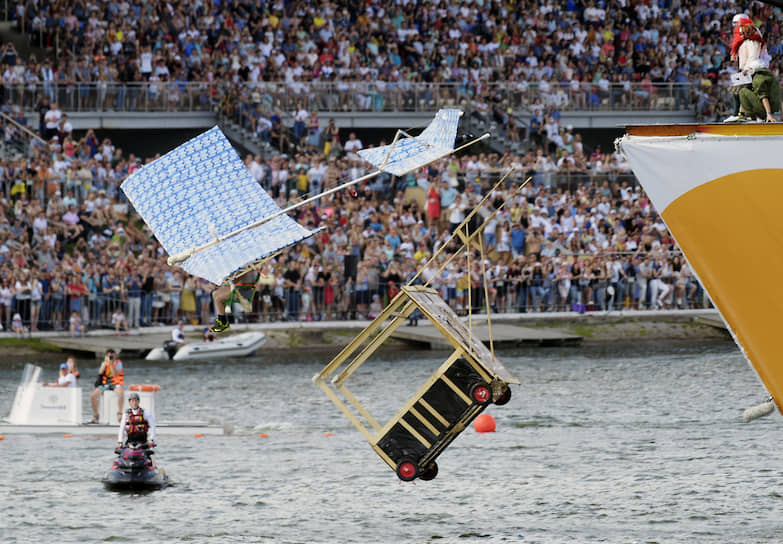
<box><xmin>45</xmin><ymin>362</ymin><xmax>77</xmax><ymax>387</ymax></box>
<box><xmin>90</xmin><ymin>349</ymin><xmax>124</xmax><ymax>423</ymax></box>
<box><xmin>112</xmin><ymin>307</ymin><xmax>130</xmax><ymax>335</ymax></box>
<box><xmin>171</xmin><ymin>319</ymin><xmax>186</xmax><ymax>346</ymax></box>
<box><xmin>116</xmin><ymin>391</ymin><xmax>156</xmax><ymax>449</ymax></box>
<box><xmin>11</xmin><ymin>312</ymin><xmax>25</xmax><ymax>338</ymax></box>
<box><xmin>69</xmin><ymin>311</ymin><xmax>85</xmax><ymax>337</ymax></box>
<box><xmin>210</xmin><ymin>269</ymin><xmax>260</xmax><ymax>333</ymax></box>
<box><xmin>66</xmin><ymin>356</ymin><xmax>80</xmax><ymax>382</ymax></box>
<box><xmin>163</xmin><ymin>320</ymin><xmax>187</xmax><ymax>359</ymax></box>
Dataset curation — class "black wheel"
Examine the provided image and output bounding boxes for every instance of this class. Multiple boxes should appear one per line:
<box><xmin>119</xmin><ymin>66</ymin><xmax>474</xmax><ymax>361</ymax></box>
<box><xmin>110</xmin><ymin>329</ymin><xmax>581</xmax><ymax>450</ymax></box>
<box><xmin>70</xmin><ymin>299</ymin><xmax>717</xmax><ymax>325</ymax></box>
<box><xmin>470</xmin><ymin>383</ymin><xmax>492</xmax><ymax>405</ymax></box>
<box><xmin>494</xmin><ymin>387</ymin><xmax>512</xmax><ymax>406</ymax></box>
<box><xmin>396</xmin><ymin>459</ymin><xmax>419</xmax><ymax>482</ymax></box>
<box><xmin>419</xmin><ymin>463</ymin><xmax>438</xmax><ymax>481</ymax></box>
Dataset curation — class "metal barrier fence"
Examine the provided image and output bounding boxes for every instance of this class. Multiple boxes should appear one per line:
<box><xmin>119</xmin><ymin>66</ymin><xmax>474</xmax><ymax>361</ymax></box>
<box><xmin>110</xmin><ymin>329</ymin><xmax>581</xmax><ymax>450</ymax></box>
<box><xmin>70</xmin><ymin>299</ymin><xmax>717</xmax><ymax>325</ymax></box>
<box><xmin>1</xmin><ymin>80</ymin><xmax>701</xmax><ymax>116</ymax></box>
<box><xmin>2</xmin><ymin>270</ymin><xmax>708</xmax><ymax>335</ymax></box>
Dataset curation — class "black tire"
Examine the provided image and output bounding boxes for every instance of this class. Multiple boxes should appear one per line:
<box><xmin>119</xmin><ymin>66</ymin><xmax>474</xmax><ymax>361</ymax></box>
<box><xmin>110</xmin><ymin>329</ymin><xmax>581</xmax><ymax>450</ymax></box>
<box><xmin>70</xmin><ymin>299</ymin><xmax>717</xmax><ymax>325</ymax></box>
<box><xmin>494</xmin><ymin>387</ymin><xmax>512</xmax><ymax>406</ymax></box>
<box><xmin>419</xmin><ymin>463</ymin><xmax>438</xmax><ymax>481</ymax></box>
<box><xmin>470</xmin><ymin>383</ymin><xmax>492</xmax><ymax>405</ymax></box>
<box><xmin>396</xmin><ymin>459</ymin><xmax>419</xmax><ymax>482</ymax></box>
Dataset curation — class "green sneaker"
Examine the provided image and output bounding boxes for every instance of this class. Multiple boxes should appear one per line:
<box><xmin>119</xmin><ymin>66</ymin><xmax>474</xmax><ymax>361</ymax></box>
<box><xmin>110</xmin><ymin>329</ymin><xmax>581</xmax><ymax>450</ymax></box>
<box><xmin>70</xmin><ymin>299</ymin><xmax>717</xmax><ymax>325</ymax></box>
<box><xmin>210</xmin><ymin>317</ymin><xmax>230</xmax><ymax>333</ymax></box>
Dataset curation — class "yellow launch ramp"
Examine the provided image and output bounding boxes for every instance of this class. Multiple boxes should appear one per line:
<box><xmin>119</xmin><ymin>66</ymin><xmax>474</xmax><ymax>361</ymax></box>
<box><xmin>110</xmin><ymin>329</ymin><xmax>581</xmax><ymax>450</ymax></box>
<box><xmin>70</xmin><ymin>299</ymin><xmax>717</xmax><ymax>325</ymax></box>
<box><xmin>313</xmin><ymin>285</ymin><xmax>519</xmax><ymax>482</ymax></box>
<box><xmin>618</xmin><ymin>124</ymin><xmax>783</xmax><ymax>416</ymax></box>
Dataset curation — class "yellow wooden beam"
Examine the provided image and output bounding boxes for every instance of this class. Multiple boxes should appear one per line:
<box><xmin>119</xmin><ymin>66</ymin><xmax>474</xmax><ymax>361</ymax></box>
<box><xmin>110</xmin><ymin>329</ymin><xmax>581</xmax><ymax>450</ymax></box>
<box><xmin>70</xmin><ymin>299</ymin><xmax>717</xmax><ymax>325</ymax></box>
<box><xmin>336</xmin><ymin>383</ymin><xmax>383</xmax><ymax>433</ymax></box>
<box><xmin>315</xmin><ymin>380</ymin><xmax>376</xmax><ymax>443</ymax></box>
<box><xmin>399</xmin><ymin>417</ymin><xmax>432</xmax><ymax>449</ymax></box>
<box><xmin>332</xmin><ymin>300</ymin><xmax>416</xmax><ymax>386</ymax></box>
<box><xmin>370</xmin><ymin>350</ymin><xmax>463</xmax><ymax>443</ymax></box>
<box><xmin>409</xmin><ymin>406</ymin><xmax>441</xmax><ymax>435</ymax></box>
<box><xmin>418</xmin><ymin>398</ymin><xmax>450</xmax><ymax>427</ymax></box>
<box><xmin>372</xmin><ymin>444</ymin><xmax>399</xmax><ymax>471</ymax></box>
<box><xmin>441</xmin><ymin>374</ymin><xmax>472</xmax><ymax>405</ymax></box>
<box><xmin>313</xmin><ymin>295</ymin><xmax>407</xmax><ymax>382</ymax></box>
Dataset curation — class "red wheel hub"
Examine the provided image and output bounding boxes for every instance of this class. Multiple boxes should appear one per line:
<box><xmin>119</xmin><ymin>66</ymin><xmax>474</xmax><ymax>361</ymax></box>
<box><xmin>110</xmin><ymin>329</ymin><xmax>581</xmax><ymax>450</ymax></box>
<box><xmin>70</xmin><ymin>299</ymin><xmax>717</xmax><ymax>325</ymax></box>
<box><xmin>398</xmin><ymin>461</ymin><xmax>417</xmax><ymax>480</ymax></box>
<box><xmin>472</xmin><ymin>385</ymin><xmax>490</xmax><ymax>403</ymax></box>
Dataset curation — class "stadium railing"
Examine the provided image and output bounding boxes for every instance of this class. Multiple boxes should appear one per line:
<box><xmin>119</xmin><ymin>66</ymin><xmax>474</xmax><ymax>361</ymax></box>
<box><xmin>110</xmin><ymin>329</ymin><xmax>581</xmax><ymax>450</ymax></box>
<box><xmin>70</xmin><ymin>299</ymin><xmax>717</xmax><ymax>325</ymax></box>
<box><xmin>9</xmin><ymin>81</ymin><xmax>697</xmax><ymax>116</ymax></box>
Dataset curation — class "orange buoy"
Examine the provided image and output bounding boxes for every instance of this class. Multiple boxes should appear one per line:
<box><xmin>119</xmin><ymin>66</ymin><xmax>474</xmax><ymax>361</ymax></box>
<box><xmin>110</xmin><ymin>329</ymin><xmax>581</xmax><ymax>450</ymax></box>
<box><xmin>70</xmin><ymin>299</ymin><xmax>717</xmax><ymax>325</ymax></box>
<box><xmin>193</xmin><ymin>433</ymin><xmax>203</xmax><ymax>438</ymax></box>
<box><xmin>324</xmin><ymin>432</ymin><xmax>333</xmax><ymax>437</ymax></box>
<box><xmin>0</xmin><ymin>436</ymin><xmax>5</xmax><ymax>440</ymax></box>
<box><xmin>62</xmin><ymin>434</ymin><xmax>72</xmax><ymax>438</ymax></box>
<box><xmin>473</xmin><ymin>413</ymin><xmax>496</xmax><ymax>433</ymax></box>
<box><xmin>259</xmin><ymin>433</ymin><xmax>268</xmax><ymax>438</ymax></box>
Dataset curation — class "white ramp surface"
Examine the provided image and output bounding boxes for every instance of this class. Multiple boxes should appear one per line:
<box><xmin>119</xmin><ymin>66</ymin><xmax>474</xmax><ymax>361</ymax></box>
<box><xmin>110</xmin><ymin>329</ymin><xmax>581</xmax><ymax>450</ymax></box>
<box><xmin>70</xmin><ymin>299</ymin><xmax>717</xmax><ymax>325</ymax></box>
<box><xmin>121</xmin><ymin>126</ymin><xmax>317</xmax><ymax>284</ymax></box>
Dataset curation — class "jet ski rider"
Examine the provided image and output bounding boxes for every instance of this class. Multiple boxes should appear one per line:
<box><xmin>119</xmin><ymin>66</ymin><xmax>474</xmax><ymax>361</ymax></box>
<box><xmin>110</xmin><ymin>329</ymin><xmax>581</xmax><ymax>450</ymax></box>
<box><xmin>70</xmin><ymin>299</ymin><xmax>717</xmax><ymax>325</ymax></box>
<box><xmin>117</xmin><ymin>392</ymin><xmax>157</xmax><ymax>448</ymax></box>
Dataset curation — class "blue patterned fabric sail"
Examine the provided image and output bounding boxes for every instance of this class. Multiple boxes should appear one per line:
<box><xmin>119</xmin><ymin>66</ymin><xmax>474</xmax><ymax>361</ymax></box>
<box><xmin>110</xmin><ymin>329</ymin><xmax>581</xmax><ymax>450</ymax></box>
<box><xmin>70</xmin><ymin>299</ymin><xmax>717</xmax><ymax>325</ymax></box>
<box><xmin>357</xmin><ymin>109</ymin><xmax>461</xmax><ymax>176</ymax></box>
<box><xmin>121</xmin><ymin>126</ymin><xmax>317</xmax><ymax>285</ymax></box>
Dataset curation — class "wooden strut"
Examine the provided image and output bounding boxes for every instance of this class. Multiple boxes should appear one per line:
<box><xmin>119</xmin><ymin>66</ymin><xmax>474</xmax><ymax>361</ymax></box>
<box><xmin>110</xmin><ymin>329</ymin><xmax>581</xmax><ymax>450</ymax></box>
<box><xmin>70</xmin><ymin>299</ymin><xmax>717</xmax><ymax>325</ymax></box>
<box><xmin>0</xmin><ymin>111</ymin><xmax>46</xmax><ymax>145</ymax></box>
<box><xmin>408</xmin><ymin>171</ymin><xmax>527</xmax><ymax>287</ymax></box>
<box><xmin>167</xmin><ymin>131</ymin><xmax>490</xmax><ymax>268</ymax></box>
<box><xmin>409</xmin><ymin>172</ymin><xmax>531</xmax><ymax>358</ymax></box>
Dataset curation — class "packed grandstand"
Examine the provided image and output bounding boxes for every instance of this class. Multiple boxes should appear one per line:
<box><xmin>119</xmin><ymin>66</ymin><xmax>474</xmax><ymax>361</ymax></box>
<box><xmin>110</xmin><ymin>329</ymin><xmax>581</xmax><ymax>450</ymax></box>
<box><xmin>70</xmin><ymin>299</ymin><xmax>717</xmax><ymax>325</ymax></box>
<box><xmin>2</xmin><ymin>0</ymin><xmax>780</xmax><ymax>333</ymax></box>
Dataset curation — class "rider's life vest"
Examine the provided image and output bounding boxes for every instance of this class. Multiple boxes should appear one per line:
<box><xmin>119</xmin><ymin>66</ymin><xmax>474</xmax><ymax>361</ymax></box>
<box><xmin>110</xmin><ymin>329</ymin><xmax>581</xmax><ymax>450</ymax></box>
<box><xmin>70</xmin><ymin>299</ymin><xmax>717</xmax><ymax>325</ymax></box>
<box><xmin>125</xmin><ymin>408</ymin><xmax>149</xmax><ymax>443</ymax></box>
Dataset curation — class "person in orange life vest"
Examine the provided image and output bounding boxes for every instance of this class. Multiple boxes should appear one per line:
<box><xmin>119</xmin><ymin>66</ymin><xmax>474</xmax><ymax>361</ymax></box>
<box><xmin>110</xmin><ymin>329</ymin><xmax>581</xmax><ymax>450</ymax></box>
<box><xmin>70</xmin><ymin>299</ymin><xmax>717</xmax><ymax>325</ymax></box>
<box><xmin>90</xmin><ymin>348</ymin><xmax>124</xmax><ymax>424</ymax></box>
<box><xmin>117</xmin><ymin>392</ymin><xmax>156</xmax><ymax>448</ymax></box>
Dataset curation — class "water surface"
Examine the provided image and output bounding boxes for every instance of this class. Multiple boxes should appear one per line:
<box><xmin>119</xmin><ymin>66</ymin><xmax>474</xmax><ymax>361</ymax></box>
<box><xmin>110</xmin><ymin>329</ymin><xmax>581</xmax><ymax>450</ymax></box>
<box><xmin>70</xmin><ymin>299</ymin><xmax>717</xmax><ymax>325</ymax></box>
<box><xmin>1</xmin><ymin>340</ymin><xmax>781</xmax><ymax>543</ymax></box>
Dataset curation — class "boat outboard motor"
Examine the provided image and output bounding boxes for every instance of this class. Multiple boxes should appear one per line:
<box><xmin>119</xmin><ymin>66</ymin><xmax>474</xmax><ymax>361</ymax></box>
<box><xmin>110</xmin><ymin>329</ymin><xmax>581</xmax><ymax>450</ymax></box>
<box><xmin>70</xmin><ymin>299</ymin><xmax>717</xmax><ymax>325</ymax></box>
<box><xmin>162</xmin><ymin>340</ymin><xmax>179</xmax><ymax>360</ymax></box>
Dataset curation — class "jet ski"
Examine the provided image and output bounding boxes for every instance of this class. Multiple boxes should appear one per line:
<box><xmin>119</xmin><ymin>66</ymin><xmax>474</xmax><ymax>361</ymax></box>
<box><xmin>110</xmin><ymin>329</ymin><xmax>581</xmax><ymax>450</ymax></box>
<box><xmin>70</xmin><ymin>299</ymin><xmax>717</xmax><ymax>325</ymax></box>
<box><xmin>102</xmin><ymin>443</ymin><xmax>169</xmax><ymax>491</ymax></box>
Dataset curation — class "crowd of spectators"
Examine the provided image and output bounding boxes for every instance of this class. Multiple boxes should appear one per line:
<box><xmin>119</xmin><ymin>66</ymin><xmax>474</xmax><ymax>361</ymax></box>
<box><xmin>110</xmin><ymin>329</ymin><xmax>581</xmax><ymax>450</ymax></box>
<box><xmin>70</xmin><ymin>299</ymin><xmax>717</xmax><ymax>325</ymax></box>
<box><xmin>0</xmin><ymin>92</ymin><xmax>707</xmax><ymax>336</ymax></box>
<box><xmin>2</xmin><ymin>0</ymin><xmax>782</xmax><ymax>128</ymax></box>
<box><xmin>2</xmin><ymin>0</ymin><xmax>749</xmax><ymax>333</ymax></box>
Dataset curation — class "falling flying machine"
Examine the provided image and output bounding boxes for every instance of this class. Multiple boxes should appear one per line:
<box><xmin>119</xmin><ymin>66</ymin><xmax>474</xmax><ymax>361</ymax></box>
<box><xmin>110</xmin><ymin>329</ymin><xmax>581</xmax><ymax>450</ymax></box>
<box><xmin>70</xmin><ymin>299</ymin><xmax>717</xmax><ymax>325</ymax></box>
<box><xmin>121</xmin><ymin>110</ymin><xmax>518</xmax><ymax>481</ymax></box>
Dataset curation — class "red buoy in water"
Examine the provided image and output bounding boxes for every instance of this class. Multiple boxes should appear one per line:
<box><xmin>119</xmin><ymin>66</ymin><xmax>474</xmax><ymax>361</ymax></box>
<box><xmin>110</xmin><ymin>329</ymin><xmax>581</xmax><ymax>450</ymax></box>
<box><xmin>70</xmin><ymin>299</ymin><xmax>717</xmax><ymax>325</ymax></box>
<box><xmin>474</xmin><ymin>413</ymin><xmax>496</xmax><ymax>433</ymax></box>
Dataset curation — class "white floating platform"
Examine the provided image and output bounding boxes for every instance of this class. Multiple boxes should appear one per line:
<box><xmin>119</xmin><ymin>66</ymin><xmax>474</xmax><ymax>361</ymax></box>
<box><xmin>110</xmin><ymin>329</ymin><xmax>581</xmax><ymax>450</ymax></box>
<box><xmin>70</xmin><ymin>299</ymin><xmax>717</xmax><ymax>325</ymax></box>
<box><xmin>3</xmin><ymin>364</ymin><xmax>230</xmax><ymax>437</ymax></box>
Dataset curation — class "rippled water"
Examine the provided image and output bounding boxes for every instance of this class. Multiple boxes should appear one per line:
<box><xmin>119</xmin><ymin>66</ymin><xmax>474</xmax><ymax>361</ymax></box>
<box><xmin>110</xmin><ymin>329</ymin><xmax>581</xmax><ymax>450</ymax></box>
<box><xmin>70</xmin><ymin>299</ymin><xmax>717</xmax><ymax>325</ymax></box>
<box><xmin>2</xmin><ymin>340</ymin><xmax>782</xmax><ymax>543</ymax></box>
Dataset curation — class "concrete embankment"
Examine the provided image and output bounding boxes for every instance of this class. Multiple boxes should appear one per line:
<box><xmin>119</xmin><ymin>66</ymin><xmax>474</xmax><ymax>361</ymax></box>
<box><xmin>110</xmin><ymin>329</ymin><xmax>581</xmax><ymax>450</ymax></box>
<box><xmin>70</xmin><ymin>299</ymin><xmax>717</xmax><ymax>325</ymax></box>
<box><xmin>0</xmin><ymin>309</ymin><xmax>730</xmax><ymax>361</ymax></box>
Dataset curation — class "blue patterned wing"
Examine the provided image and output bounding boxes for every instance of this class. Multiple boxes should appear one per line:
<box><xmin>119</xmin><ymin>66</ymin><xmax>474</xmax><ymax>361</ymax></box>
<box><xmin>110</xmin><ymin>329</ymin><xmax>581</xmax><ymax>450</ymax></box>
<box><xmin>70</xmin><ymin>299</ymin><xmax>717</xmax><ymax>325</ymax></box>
<box><xmin>121</xmin><ymin>126</ymin><xmax>317</xmax><ymax>284</ymax></box>
<box><xmin>357</xmin><ymin>109</ymin><xmax>461</xmax><ymax>176</ymax></box>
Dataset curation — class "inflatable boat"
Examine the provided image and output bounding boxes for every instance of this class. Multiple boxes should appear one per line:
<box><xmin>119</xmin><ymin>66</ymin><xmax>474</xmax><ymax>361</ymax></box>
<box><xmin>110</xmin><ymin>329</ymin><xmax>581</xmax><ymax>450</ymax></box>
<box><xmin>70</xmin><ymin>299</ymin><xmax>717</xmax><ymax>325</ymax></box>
<box><xmin>145</xmin><ymin>331</ymin><xmax>267</xmax><ymax>361</ymax></box>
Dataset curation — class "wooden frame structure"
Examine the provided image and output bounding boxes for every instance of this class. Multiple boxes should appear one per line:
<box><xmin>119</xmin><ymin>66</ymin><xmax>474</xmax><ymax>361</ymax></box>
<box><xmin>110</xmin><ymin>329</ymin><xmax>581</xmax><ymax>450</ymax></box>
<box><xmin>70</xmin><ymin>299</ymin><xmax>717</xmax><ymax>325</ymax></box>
<box><xmin>314</xmin><ymin>170</ymin><xmax>528</xmax><ymax>481</ymax></box>
<box><xmin>313</xmin><ymin>285</ymin><xmax>520</xmax><ymax>481</ymax></box>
